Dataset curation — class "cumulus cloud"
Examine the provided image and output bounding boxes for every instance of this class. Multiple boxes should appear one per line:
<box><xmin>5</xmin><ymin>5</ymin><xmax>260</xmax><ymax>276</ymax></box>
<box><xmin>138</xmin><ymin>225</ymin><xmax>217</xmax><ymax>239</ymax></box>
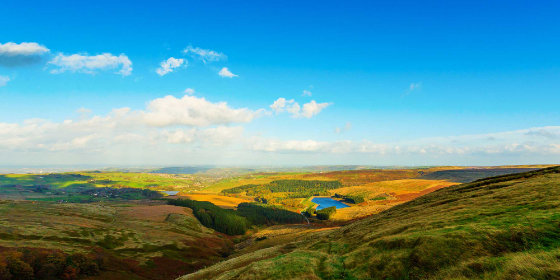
<box><xmin>270</xmin><ymin>98</ymin><xmax>293</xmax><ymax>113</ymax></box>
<box><xmin>0</xmin><ymin>76</ymin><xmax>9</xmax><ymax>87</ymax></box>
<box><xmin>143</xmin><ymin>95</ymin><xmax>260</xmax><ymax>127</ymax></box>
<box><xmin>301</xmin><ymin>100</ymin><xmax>330</xmax><ymax>118</ymax></box>
<box><xmin>184</xmin><ymin>88</ymin><xmax>195</xmax><ymax>95</ymax></box>
<box><xmin>0</xmin><ymin>42</ymin><xmax>50</xmax><ymax>66</ymax></box>
<box><xmin>183</xmin><ymin>46</ymin><xmax>225</xmax><ymax>63</ymax></box>
<box><xmin>49</xmin><ymin>53</ymin><xmax>132</xmax><ymax>76</ymax></box>
<box><xmin>156</xmin><ymin>57</ymin><xmax>185</xmax><ymax>76</ymax></box>
<box><xmin>218</xmin><ymin>67</ymin><xmax>238</xmax><ymax>78</ymax></box>
<box><xmin>270</xmin><ymin>98</ymin><xmax>330</xmax><ymax>118</ymax></box>
<box><xmin>0</xmin><ymin>93</ymin><xmax>258</xmax><ymax>156</ymax></box>
<box><xmin>1</xmin><ymin>99</ymin><xmax>560</xmax><ymax>165</ymax></box>
<box><xmin>164</xmin><ymin>126</ymin><xmax>243</xmax><ymax>145</ymax></box>
<box><xmin>302</xmin><ymin>90</ymin><xmax>312</xmax><ymax>97</ymax></box>
<box><xmin>0</xmin><ymin>42</ymin><xmax>49</xmax><ymax>56</ymax></box>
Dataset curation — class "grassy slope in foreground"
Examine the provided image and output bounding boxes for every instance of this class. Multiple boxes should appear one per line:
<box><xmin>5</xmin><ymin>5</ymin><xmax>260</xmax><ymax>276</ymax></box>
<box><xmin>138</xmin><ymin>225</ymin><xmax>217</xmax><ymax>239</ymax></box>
<box><xmin>0</xmin><ymin>201</ymin><xmax>232</xmax><ymax>279</ymax></box>
<box><xmin>180</xmin><ymin>167</ymin><xmax>560</xmax><ymax>280</ymax></box>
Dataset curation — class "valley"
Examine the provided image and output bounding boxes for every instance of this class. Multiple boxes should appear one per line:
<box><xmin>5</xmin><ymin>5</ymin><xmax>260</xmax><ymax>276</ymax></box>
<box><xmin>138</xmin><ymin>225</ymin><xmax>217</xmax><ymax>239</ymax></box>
<box><xmin>0</xmin><ymin>165</ymin><xmax>557</xmax><ymax>279</ymax></box>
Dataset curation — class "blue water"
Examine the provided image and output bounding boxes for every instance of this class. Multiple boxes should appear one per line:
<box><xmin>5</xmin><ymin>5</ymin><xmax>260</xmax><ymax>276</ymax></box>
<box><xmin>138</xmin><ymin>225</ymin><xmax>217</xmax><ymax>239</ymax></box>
<box><xmin>312</xmin><ymin>197</ymin><xmax>349</xmax><ymax>210</ymax></box>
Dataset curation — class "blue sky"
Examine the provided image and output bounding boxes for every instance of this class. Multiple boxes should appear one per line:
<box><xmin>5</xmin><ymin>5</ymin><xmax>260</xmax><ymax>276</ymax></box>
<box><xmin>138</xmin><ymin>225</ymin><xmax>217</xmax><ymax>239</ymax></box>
<box><xmin>0</xmin><ymin>0</ymin><xmax>559</xmax><ymax>166</ymax></box>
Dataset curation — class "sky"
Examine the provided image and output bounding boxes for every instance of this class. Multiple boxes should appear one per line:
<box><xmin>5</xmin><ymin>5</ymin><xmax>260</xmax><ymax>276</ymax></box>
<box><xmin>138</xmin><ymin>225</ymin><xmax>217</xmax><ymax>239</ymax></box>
<box><xmin>0</xmin><ymin>0</ymin><xmax>559</xmax><ymax>167</ymax></box>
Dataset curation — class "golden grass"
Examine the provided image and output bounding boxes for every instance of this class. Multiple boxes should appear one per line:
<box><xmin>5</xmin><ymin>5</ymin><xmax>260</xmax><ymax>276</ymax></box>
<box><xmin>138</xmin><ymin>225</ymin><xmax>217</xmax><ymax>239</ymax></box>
<box><xmin>328</xmin><ymin>179</ymin><xmax>459</xmax><ymax>221</ymax></box>
<box><xmin>331</xmin><ymin>179</ymin><xmax>458</xmax><ymax>198</ymax></box>
<box><xmin>179</xmin><ymin>193</ymin><xmax>252</xmax><ymax>209</ymax></box>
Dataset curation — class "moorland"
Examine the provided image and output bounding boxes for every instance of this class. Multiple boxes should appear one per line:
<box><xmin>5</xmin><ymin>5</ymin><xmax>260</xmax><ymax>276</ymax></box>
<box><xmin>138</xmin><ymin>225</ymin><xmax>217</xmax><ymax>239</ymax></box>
<box><xmin>0</xmin><ymin>165</ymin><xmax>556</xmax><ymax>279</ymax></box>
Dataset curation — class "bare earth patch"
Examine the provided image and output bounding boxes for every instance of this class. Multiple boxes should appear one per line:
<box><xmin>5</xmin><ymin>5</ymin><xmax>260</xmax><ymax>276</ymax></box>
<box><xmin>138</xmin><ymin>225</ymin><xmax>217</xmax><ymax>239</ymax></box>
<box><xmin>118</xmin><ymin>204</ymin><xmax>193</xmax><ymax>221</ymax></box>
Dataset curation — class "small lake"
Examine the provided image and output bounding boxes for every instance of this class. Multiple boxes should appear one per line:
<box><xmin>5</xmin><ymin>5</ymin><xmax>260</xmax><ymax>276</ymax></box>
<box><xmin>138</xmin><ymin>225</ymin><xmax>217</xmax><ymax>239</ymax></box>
<box><xmin>312</xmin><ymin>197</ymin><xmax>349</xmax><ymax>210</ymax></box>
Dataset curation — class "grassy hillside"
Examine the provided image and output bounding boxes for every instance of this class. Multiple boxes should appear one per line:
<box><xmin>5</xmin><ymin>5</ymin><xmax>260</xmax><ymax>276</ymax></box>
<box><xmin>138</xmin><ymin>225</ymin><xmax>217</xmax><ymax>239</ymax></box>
<box><xmin>180</xmin><ymin>166</ymin><xmax>560</xmax><ymax>280</ymax></box>
<box><xmin>0</xmin><ymin>200</ymin><xmax>233</xmax><ymax>279</ymax></box>
<box><xmin>419</xmin><ymin>167</ymin><xmax>542</xmax><ymax>183</ymax></box>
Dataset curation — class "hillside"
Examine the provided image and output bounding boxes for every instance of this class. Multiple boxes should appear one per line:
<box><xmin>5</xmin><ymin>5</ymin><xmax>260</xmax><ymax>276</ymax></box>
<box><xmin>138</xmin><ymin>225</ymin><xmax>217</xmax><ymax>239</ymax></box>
<box><xmin>180</xmin><ymin>166</ymin><xmax>560</xmax><ymax>280</ymax></box>
<box><xmin>0</xmin><ymin>200</ymin><xmax>233</xmax><ymax>279</ymax></box>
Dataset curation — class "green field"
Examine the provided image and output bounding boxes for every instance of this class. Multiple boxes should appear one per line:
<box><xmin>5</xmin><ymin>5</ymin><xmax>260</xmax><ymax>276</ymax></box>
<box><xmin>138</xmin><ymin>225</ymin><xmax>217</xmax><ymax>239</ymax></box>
<box><xmin>0</xmin><ymin>172</ymin><xmax>217</xmax><ymax>202</ymax></box>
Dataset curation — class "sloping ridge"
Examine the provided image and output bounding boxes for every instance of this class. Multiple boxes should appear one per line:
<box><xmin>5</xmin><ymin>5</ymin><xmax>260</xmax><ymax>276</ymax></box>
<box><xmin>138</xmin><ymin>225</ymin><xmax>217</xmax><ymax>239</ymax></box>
<box><xmin>180</xmin><ymin>166</ymin><xmax>560</xmax><ymax>280</ymax></box>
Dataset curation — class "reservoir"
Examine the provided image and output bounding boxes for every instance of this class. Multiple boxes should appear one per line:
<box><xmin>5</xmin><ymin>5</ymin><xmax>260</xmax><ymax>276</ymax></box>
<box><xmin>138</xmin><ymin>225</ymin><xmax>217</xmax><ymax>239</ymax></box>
<box><xmin>312</xmin><ymin>197</ymin><xmax>350</xmax><ymax>210</ymax></box>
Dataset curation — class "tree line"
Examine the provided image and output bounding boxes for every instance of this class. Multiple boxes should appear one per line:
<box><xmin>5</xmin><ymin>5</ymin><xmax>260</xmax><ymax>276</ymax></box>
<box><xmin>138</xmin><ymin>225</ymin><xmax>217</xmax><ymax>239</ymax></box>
<box><xmin>167</xmin><ymin>199</ymin><xmax>249</xmax><ymax>235</ymax></box>
<box><xmin>333</xmin><ymin>193</ymin><xmax>365</xmax><ymax>204</ymax></box>
<box><xmin>167</xmin><ymin>199</ymin><xmax>305</xmax><ymax>235</ymax></box>
<box><xmin>236</xmin><ymin>202</ymin><xmax>304</xmax><ymax>225</ymax></box>
<box><xmin>222</xmin><ymin>180</ymin><xmax>343</xmax><ymax>198</ymax></box>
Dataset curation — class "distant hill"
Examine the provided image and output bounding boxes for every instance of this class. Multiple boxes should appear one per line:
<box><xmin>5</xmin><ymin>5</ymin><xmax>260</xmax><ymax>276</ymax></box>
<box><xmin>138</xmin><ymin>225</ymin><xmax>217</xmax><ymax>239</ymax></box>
<box><xmin>181</xmin><ymin>166</ymin><xmax>560</xmax><ymax>280</ymax></box>
<box><xmin>149</xmin><ymin>166</ymin><xmax>215</xmax><ymax>174</ymax></box>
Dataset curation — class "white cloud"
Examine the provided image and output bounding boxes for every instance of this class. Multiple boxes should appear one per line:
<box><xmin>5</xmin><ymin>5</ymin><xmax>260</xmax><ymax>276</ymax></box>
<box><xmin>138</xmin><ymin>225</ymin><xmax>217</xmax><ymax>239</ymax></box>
<box><xmin>164</xmin><ymin>126</ymin><xmax>244</xmax><ymax>145</ymax></box>
<box><xmin>0</xmin><ymin>76</ymin><xmax>10</xmax><ymax>87</ymax></box>
<box><xmin>156</xmin><ymin>57</ymin><xmax>185</xmax><ymax>76</ymax></box>
<box><xmin>0</xmin><ymin>42</ymin><xmax>49</xmax><ymax>56</ymax></box>
<box><xmin>0</xmin><ymin>42</ymin><xmax>50</xmax><ymax>66</ymax></box>
<box><xmin>183</xmin><ymin>46</ymin><xmax>225</xmax><ymax>63</ymax></box>
<box><xmin>248</xmin><ymin>126</ymin><xmax>560</xmax><ymax>157</ymax></box>
<box><xmin>218</xmin><ymin>67</ymin><xmax>238</xmax><ymax>78</ymax></box>
<box><xmin>49</xmin><ymin>53</ymin><xmax>132</xmax><ymax>76</ymax></box>
<box><xmin>184</xmin><ymin>88</ymin><xmax>195</xmax><ymax>95</ymax></box>
<box><xmin>270</xmin><ymin>98</ymin><xmax>330</xmax><ymax>118</ymax></box>
<box><xmin>143</xmin><ymin>94</ymin><xmax>260</xmax><ymax>127</ymax></box>
<box><xmin>302</xmin><ymin>90</ymin><xmax>312</xmax><ymax>97</ymax></box>
<box><xmin>270</xmin><ymin>98</ymin><xmax>292</xmax><ymax>113</ymax></box>
<box><xmin>1</xmin><ymin>98</ymin><xmax>560</xmax><ymax>166</ymax></box>
<box><xmin>0</xmin><ymin>93</ymin><xmax>257</xmax><ymax>156</ymax></box>
<box><xmin>301</xmin><ymin>100</ymin><xmax>330</xmax><ymax>118</ymax></box>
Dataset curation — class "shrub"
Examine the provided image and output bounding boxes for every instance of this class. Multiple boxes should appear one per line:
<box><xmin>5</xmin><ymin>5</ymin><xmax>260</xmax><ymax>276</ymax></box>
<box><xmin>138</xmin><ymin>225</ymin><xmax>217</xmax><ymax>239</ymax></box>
<box><xmin>304</xmin><ymin>207</ymin><xmax>316</xmax><ymax>217</ymax></box>
<box><xmin>316</xmin><ymin>206</ymin><xmax>336</xmax><ymax>220</ymax></box>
